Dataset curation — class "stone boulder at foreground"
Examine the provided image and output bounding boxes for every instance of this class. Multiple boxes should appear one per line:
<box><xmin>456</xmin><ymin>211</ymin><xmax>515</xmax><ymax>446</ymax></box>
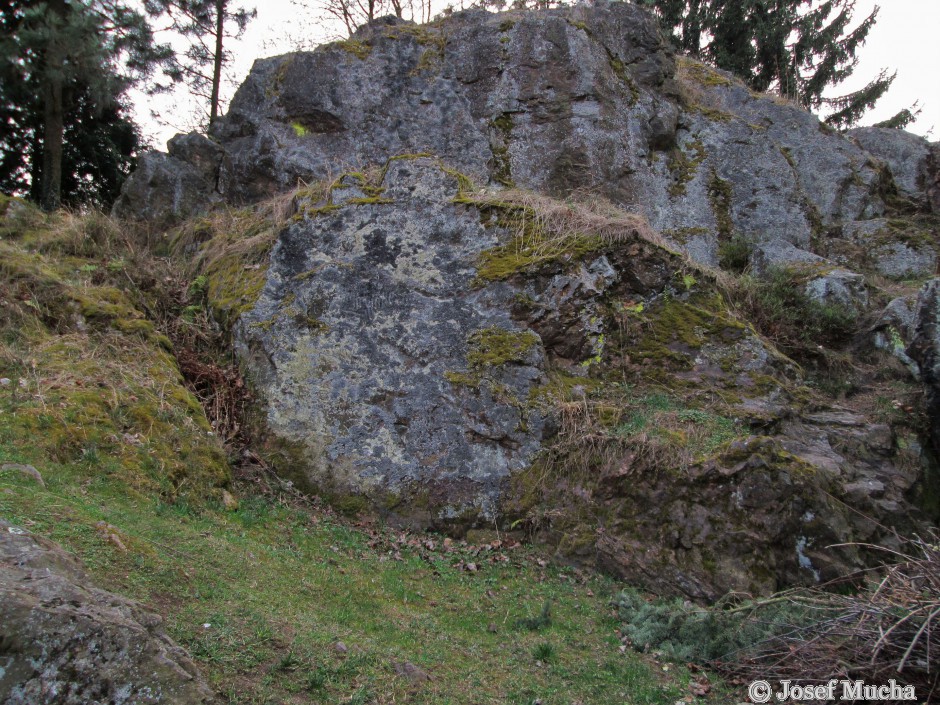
<box><xmin>0</xmin><ymin>520</ymin><xmax>214</xmax><ymax>705</ymax></box>
<box><xmin>238</xmin><ymin>160</ymin><xmax>552</xmax><ymax>522</ymax></box>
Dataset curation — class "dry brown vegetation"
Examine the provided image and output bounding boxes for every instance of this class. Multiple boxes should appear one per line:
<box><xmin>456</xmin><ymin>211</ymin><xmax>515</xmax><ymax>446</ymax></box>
<box><xmin>472</xmin><ymin>187</ymin><xmax>663</xmax><ymax>252</ymax></box>
<box><xmin>617</xmin><ymin>534</ymin><xmax>940</xmax><ymax>702</ymax></box>
<box><xmin>719</xmin><ymin>534</ymin><xmax>940</xmax><ymax>700</ymax></box>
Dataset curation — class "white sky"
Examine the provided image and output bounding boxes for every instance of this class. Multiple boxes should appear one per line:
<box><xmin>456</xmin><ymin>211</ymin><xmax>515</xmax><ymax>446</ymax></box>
<box><xmin>133</xmin><ymin>0</ymin><xmax>939</xmax><ymax>148</ymax></box>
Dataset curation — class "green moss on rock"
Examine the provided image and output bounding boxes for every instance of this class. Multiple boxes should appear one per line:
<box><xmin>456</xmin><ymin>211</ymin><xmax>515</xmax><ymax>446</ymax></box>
<box><xmin>668</xmin><ymin>139</ymin><xmax>707</xmax><ymax>198</ymax></box>
<box><xmin>635</xmin><ymin>294</ymin><xmax>746</xmax><ymax>369</ymax></box>
<box><xmin>678</xmin><ymin>57</ymin><xmax>732</xmax><ymax>87</ymax></box>
<box><xmin>489</xmin><ymin>112</ymin><xmax>515</xmax><ymax>187</ymax></box>
<box><xmin>473</xmin><ymin>203</ymin><xmax>604</xmax><ymax>283</ymax></box>
<box><xmin>466</xmin><ymin>326</ymin><xmax>539</xmax><ymax>369</ymax></box>
<box><xmin>707</xmin><ymin>169</ymin><xmax>734</xmax><ymax>240</ymax></box>
<box><xmin>0</xmin><ymin>213</ymin><xmax>231</xmax><ymax>502</ymax></box>
<box><xmin>335</xmin><ymin>39</ymin><xmax>372</xmax><ymax>60</ymax></box>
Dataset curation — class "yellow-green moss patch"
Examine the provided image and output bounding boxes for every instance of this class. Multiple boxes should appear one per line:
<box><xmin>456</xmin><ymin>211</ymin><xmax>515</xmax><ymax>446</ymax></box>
<box><xmin>677</xmin><ymin>57</ymin><xmax>733</xmax><ymax>87</ymax></box>
<box><xmin>334</xmin><ymin>39</ymin><xmax>372</xmax><ymax>60</ymax></box>
<box><xmin>668</xmin><ymin>139</ymin><xmax>707</xmax><ymax>198</ymax></box>
<box><xmin>466</xmin><ymin>326</ymin><xmax>539</xmax><ymax>369</ymax></box>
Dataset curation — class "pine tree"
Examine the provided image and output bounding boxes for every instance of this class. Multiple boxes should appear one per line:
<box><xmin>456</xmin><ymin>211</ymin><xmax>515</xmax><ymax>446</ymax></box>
<box><xmin>0</xmin><ymin>0</ymin><xmax>176</xmax><ymax>210</ymax></box>
<box><xmin>642</xmin><ymin>0</ymin><xmax>895</xmax><ymax>128</ymax></box>
<box><xmin>0</xmin><ymin>80</ymin><xmax>142</xmax><ymax>209</ymax></box>
<box><xmin>161</xmin><ymin>0</ymin><xmax>256</xmax><ymax>124</ymax></box>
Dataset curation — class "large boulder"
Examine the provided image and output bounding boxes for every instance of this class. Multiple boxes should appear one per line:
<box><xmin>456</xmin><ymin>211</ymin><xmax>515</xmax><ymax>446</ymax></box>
<box><xmin>0</xmin><ymin>520</ymin><xmax>213</xmax><ymax>704</ymax></box>
<box><xmin>239</xmin><ymin>159</ymin><xmax>550</xmax><ymax>521</ymax></box>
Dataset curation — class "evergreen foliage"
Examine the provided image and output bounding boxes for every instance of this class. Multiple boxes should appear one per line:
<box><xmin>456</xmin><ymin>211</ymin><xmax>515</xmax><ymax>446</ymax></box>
<box><xmin>641</xmin><ymin>0</ymin><xmax>896</xmax><ymax>127</ymax></box>
<box><xmin>161</xmin><ymin>0</ymin><xmax>256</xmax><ymax>124</ymax></box>
<box><xmin>0</xmin><ymin>81</ymin><xmax>141</xmax><ymax>209</ymax></box>
<box><xmin>614</xmin><ymin>589</ymin><xmax>812</xmax><ymax>663</ymax></box>
<box><xmin>0</xmin><ymin>0</ymin><xmax>176</xmax><ymax>210</ymax></box>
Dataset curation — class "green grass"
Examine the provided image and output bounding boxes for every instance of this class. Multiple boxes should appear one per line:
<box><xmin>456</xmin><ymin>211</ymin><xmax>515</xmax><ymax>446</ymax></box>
<box><xmin>0</xmin><ymin>450</ymin><xmax>725</xmax><ymax>704</ymax></box>
<box><xmin>612</xmin><ymin>393</ymin><xmax>741</xmax><ymax>459</ymax></box>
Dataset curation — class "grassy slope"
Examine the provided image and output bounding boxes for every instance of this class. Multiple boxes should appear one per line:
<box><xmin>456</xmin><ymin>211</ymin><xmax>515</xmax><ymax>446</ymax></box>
<box><xmin>0</xmin><ymin>200</ymin><xmax>730</xmax><ymax>703</ymax></box>
<box><xmin>0</xmin><ymin>469</ymin><xmax>719</xmax><ymax>704</ymax></box>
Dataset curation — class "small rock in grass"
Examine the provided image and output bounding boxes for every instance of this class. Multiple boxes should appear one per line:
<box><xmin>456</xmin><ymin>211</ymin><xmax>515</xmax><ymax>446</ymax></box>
<box><xmin>1</xmin><ymin>463</ymin><xmax>45</xmax><ymax>487</ymax></box>
<box><xmin>393</xmin><ymin>660</ymin><xmax>431</xmax><ymax>682</ymax></box>
<box><xmin>221</xmin><ymin>489</ymin><xmax>239</xmax><ymax>511</ymax></box>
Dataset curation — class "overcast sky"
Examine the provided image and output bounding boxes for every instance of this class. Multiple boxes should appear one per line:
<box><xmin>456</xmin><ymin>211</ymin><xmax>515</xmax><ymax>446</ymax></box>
<box><xmin>134</xmin><ymin>0</ymin><xmax>939</xmax><ymax>148</ymax></box>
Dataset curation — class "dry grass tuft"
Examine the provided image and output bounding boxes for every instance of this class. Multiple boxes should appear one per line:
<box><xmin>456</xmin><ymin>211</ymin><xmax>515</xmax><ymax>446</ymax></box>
<box><xmin>476</xmin><ymin>188</ymin><xmax>662</xmax><ymax>254</ymax></box>
<box><xmin>471</xmin><ymin>187</ymin><xmax>751</xmax><ymax>302</ymax></box>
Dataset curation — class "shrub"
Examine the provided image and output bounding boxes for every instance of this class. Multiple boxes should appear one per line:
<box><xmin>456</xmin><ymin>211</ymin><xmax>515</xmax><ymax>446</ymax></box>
<box><xmin>737</xmin><ymin>266</ymin><xmax>858</xmax><ymax>351</ymax></box>
<box><xmin>717</xmin><ymin>235</ymin><xmax>753</xmax><ymax>273</ymax></box>
<box><xmin>616</xmin><ymin>534</ymin><xmax>940</xmax><ymax>695</ymax></box>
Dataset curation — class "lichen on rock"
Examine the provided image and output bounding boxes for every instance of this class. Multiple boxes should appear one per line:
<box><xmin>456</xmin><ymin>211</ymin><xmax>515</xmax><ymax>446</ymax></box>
<box><xmin>0</xmin><ymin>520</ymin><xmax>214</xmax><ymax>704</ymax></box>
<box><xmin>236</xmin><ymin>158</ymin><xmax>548</xmax><ymax>523</ymax></box>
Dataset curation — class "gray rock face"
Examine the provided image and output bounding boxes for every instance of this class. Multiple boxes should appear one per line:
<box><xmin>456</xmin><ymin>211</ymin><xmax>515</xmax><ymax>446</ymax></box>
<box><xmin>750</xmin><ymin>238</ymin><xmax>825</xmax><ymax>273</ymax></box>
<box><xmin>112</xmin><ymin>132</ymin><xmax>222</xmax><ymax>225</ymax></box>
<box><xmin>909</xmin><ymin>278</ymin><xmax>940</xmax><ymax>453</ymax></box>
<box><xmin>873</xmin><ymin>241</ymin><xmax>937</xmax><ymax>279</ymax></box>
<box><xmin>850</xmin><ymin>127</ymin><xmax>934</xmax><ymax>207</ymax></box>
<box><xmin>597</xmin><ymin>414</ymin><xmax>923</xmax><ymax>601</ymax></box>
<box><xmin>209</xmin><ymin>3</ymin><xmax>680</xmax><ymax>206</ymax></box>
<box><xmin>804</xmin><ymin>267</ymin><xmax>868</xmax><ymax>312</ymax></box>
<box><xmin>929</xmin><ymin>143</ymin><xmax>940</xmax><ymax>212</ymax></box>
<box><xmin>872</xmin><ymin>295</ymin><xmax>920</xmax><ymax>375</ymax></box>
<box><xmin>841</xmin><ymin>218</ymin><xmax>937</xmax><ymax>279</ymax></box>
<box><xmin>240</xmin><ymin>159</ymin><xmax>548</xmax><ymax>521</ymax></box>
<box><xmin>118</xmin><ymin>2</ymin><xmax>935</xmax><ymax>270</ymax></box>
<box><xmin>0</xmin><ymin>520</ymin><xmax>213</xmax><ymax>705</ymax></box>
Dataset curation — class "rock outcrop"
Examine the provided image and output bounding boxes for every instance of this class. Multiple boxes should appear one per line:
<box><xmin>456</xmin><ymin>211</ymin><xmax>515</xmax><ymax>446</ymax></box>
<box><xmin>0</xmin><ymin>520</ymin><xmax>213</xmax><ymax>704</ymax></box>
<box><xmin>113</xmin><ymin>133</ymin><xmax>222</xmax><ymax>226</ymax></box>
<box><xmin>910</xmin><ymin>279</ymin><xmax>940</xmax><ymax>453</ymax></box>
<box><xmin>118</xmin><ymin>3</ymin><xmax>937</xmax><ymax>271</ymax></box>
<box><xmin>849</xmin><ymin>126</ymin><xmax>937</xmax><ymax>210</ymax></box>
<box><xmin>116</xmin><ymin>2</ymin><xmax>939</xmax><ymax>599</ymax></box>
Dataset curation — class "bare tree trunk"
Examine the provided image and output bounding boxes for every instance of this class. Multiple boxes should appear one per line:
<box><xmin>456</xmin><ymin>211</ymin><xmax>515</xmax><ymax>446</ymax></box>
<box><xmin>210</xmin><ymin>0</ymin><xmax>225</xmax><ymax>123</ymax></box>
<box><xmin>39</xmin><ymin>0</ymin><xmax>69</xmax><ymax>211</ymax></box>
<box><xmin>40</xmin><ymin>69</ymin><xmax>64</xmax><ymax>211</ymax></box>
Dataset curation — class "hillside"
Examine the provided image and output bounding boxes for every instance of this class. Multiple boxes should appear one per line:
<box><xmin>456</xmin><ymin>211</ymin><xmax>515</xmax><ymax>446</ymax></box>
<box><xmin>2</xmin><ymin>1</ymin><xmax>939</xmax><ymax>702</ymax></box>
<box><xmin>0</xmin><ymin>199</ymin><xmax>735</xmax><ymax>703</ymax></box>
